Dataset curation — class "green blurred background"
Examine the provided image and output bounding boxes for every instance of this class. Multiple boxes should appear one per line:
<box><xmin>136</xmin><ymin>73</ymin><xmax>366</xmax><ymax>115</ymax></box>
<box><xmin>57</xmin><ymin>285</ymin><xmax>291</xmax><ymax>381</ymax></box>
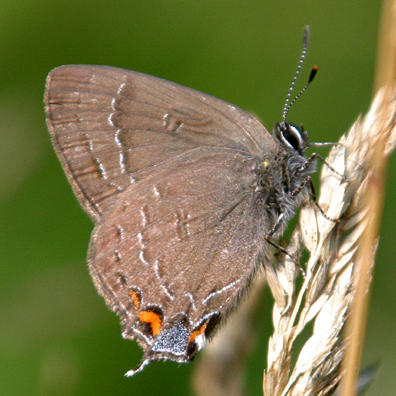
<box><xmin>0</xmin><ymin>0</ymin><xmax>394</xmax><ymax>395</ymax></box>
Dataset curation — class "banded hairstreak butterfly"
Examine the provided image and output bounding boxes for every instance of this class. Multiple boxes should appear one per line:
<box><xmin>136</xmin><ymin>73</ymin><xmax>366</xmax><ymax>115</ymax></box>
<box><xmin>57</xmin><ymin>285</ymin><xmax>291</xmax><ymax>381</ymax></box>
<box><xmin>44</xmin><ymin>26</ymin><xmax>318</xmax><ymax>376</ymax></box>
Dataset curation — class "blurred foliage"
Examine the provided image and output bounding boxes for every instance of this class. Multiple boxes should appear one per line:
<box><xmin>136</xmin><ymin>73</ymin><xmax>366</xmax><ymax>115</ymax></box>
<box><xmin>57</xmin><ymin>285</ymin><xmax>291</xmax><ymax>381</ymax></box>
<box><xmin>0</xmin><ymin>1</ymin><xmax>394</xmax><ymax>395</ymax></box>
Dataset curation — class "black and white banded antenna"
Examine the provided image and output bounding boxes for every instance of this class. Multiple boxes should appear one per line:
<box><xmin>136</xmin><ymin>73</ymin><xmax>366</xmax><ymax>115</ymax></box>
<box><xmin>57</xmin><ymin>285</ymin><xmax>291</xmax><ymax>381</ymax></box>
<box><xmin>282</xmin><ymin>25</ymin><xmax>318</xmax><ymax>122</ymax></box>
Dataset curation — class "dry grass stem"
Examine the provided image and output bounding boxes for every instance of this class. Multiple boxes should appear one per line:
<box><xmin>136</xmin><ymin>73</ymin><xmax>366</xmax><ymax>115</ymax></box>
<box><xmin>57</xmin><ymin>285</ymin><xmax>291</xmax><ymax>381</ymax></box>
<box><xmin>263</xmin><ymin>85</ymin><xmax>396</xmax><ymax>396</ymax></box>
<box><xmin>374</xmin><ymin>0</ymin><xmax>396</xmax><ymax>92</ymax></box>
<box><xmin>340</xmin><ymin>0</ymin><xmax>396</xmax><ymax>394</ymax></box>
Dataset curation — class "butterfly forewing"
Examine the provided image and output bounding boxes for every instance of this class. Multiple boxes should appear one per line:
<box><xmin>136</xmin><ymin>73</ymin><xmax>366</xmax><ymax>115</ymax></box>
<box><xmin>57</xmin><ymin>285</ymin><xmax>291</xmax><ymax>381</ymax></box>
<box><xmin>44</xmin><ymin>65</ymin><xmax>275</xmax><ymax>222</ymax></box>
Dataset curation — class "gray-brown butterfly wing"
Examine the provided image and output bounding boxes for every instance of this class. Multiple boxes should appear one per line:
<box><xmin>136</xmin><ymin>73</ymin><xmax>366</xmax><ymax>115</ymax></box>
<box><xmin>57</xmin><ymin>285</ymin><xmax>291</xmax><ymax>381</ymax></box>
<box><xmin>88</xmin><ymin>145</ymin><xmax>273</xmax><ymax>373</ymax></box>
<box><xmin>44</xmin><ymin>64</ymin><xmax>279</xmax><ymax>374</ymax></box>
<box><xmin>45</xmin><ymin>65</ymin><xmax>275</xmax><ymax>222</ymax></box>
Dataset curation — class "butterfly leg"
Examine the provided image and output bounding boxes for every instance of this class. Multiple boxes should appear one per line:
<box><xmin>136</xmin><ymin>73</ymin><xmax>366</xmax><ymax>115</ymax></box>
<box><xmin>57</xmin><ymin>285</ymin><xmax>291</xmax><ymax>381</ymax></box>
<box><xmin>299</xmin><ymin>152</ymin><xmax>345</xmax><ymax>180</ymax></box>
<box><xmin>266</xmin><ymin>212</ymin><xmax>298</xmax><ymax>260</ymax></box>
<box><xmin>265</xmin><ymin>231</ymin><xmax>304</xmax><ymax>276</ymax></box>
<box><xmin>307</xmin><ymin>179</ymin><xmax>340</xmax><ymax>223</ymax></box>
<box><xmin>265</xmin><ymin>234</ymin><xmax>294</xmax><ymax>260</ymax></box>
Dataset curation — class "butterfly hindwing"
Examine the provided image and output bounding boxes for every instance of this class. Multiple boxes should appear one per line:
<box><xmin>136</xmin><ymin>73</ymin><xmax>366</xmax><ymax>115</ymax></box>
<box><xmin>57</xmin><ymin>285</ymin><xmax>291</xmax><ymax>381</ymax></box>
<box><xmin>87</xmin><ymin>146</ymin><xmax>272</xmax><ymax>365</ymax></box>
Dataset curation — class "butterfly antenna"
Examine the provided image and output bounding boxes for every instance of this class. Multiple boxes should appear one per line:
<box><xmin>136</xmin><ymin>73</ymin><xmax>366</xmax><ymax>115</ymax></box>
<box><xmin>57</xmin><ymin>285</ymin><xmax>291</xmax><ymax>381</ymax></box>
<box><xmin>282</xmin><ymin>25</ymin><xmax>317</xmax><ymax>122</ymax></box>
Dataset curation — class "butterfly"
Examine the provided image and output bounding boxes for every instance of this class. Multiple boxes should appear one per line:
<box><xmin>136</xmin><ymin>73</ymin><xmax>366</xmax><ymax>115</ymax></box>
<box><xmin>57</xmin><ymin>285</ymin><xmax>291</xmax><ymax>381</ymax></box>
<box><xmin>44</xmin><ymin>26</ymin><xmax>317</xmax><ymax>376</ymax></box>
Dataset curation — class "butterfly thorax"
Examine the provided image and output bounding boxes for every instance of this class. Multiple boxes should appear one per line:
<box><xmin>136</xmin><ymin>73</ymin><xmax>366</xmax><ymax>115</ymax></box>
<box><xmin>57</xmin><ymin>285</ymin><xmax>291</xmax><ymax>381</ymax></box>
<box><xmin>253</xmin><ymin>122</ymin><xmax>316</xmax><ymax>237</ymax></box>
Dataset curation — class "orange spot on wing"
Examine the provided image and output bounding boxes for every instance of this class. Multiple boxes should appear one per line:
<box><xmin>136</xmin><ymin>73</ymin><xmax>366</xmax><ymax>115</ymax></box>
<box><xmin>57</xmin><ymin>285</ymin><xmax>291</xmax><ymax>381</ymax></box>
<box><xmin>129</xmin><ymin>290</ymin><xmax>141</xmax><ymax>311</ymax></box>
<box><xmin>138</xmin><ymin>311</ymin><xmax>162</xmax><ymax>337</ymax></box>
<box><xmin>188</xmin><ymin>321</ymin><xmax>208</xmax><ymax>343</ymax></box>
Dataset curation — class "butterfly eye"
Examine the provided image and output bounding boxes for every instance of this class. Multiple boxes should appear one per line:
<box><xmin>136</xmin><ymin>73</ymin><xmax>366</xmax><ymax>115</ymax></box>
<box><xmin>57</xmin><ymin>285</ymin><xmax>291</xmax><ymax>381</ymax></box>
<box><xmin>284</xmin><ymin>124</ymin><xmax>306</xmax><ymax>152</ymax></box>
<box><xmin>274</xmin><ymin>122</ymin><xmax>307</xmax><ymax>154</ymax></box>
